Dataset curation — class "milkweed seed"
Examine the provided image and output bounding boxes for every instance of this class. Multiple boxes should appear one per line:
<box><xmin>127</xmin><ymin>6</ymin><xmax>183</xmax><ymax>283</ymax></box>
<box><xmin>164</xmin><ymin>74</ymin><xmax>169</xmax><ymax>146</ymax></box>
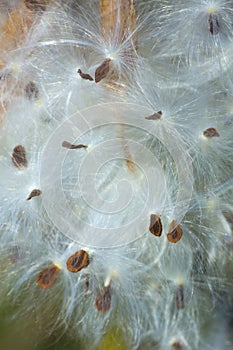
<box><xmin>94</xmin><ymin>286</ymin><xmax>111</xmax><ymax>312</ymax></box>
<box><xmin>62</xmin><ymin>141</ymin><xmax>88</xmax><ymax>149</ymax></box>
<box><xmin>203</xmin><ymin>127</ymin><xmax>220</xmax><ymax>138</ymax></box>
<box><xmin>10</xmin><ymin>246</ymin><xmax>20</xmax><ymax>264</ymax></box>
<box><xmin>149</xmin><ymin>214</ymin><xmax>162</xmax><ymax>237</ymax></box>
<box><xmin>25</xmin><ymin>81</ymin><xmax>39</xmax><ymax>100</ymax></box>
<box><xmin>77</xmin><ymin>68</ymin><xmax>94</xmax><ymax>81</ymax></box>
<box><xmin>36</xmin><ymin>264</ymin><xmax>61</xmax><ymax>289</ymax></box>
<box><xmin>12</xmin><ymin>145</ymin><xmax>28</xmax><ymax>169</ymax></box>
<box><xmin>95</xmin><ymin>58</ymin><xmax>111</xmax><ymax>83</ymax></box>
<box><xmin>27</xmin><ymin>189</ymin><xmax>42</xmax><ymax>200</ymax></box>
<box><xmin>24</xmin><ymin>0</ymin><xmax>48</xmax><ymax>12</ymax></box>
<box><xmin>176</xmin><ymin>285</ymin><xmax>184</xmax><ymax>310</ymax></box>
<box><xmin>209</xmin><ymin>14</ymin><xmax>220</xmax><ymax>35</ymax></box>
<box><xmin>145</xmin><ymin>111</ymin><xmax>162</xmax><ymax>120</ymax></box>
<box><xmin>66</xmin><ymin>250</ymin><xmax>90</xmax><ymax>273</ymax></box>
<box><xmin>85</xmin><ymin>274</ymin><xmax>90</xmax><ymax>294</ymax></box>
<box><xmin>167</xmin><ymin>220</ymin><xmax>183</xmax><ymax>243</ymax></box>
<box><xmin>172</xmin><ymin>341</ymin><xmax>184</xmax><ymax>350</ymax></box>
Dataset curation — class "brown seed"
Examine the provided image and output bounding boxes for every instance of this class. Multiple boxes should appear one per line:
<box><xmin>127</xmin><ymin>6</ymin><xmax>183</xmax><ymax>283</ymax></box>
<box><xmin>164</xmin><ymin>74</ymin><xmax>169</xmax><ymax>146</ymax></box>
<box><xmin>149</xmin><ymin>214</ymin><xmax>162</xmax><ymax>237</ymax></box>
<box><xmin>66</xmin><ymin>250</ymin><xmax>90</xmax><ymax>273</ymax></box>
<box><xmin>94</xmin><ymin>286</ymin><xmax>111</xmax><ymax>312</ymax></box>
<box><xmin>172</xmin><ymin>341</ymin><xmax>184</xmax><ymax>350</ymax></box>
<box><xmin>203</xmin><ymin>127</ymin><xmax>220</xmax><ymax>138</ymax></box>
<box><xmin>24</xmin><ymin>0</ymin><xmax>48</xmax><ymax>12</ymax></box>
<box><xmin>176</xmin><ymin>285</ymin><xmax>184</xmax><ymax>310</ymax></box>
<box><xmin>85</xmin><ymin>274</ymin><xmax>90</xmax><ymax>294</ymax></box>
<box><xmin>167</xmin><ymin>220</ymin><xmax>183</xmax><ymax>243</ymax></box>
<box><xmin>95</xmin><ymin>58</ymin><xmax>111</xmax><ymax>83</ymax></box>
<box><xmin>36</xmin><ymin>264</ymin><xmax>61</xmax><ymax>289</ymax></box>
<box><xmin>145</xmin><ymin>111</ymin><xmax>162</xmax><ymax>120</ymax></box>
<box><xmin>27</xmin><ymin>189</ymin><xmax>42</xmax><ymax>200</ymax></box>
<box><xmin>12</xmin><ymin>145</ymin><xmax>28</xmax><ymax>169</ymax></box>
<box><xmin>209</xmin><ymin>14</ymin><xmax>220</xmax><ymax>35</ymax></box>
<box><xmin>25</xmin><ymin>81</ymin><xmax>39</xmax><ymax>100</ymax></box>
<box><xmin>77</xmin><ymin>69</ymin><xmax>94</xmax><ymax>81</ymax></box>
<box><xmin>62</xmin><ymin>140</ymin><xmax>88</xmax><ymax>149</ymax></box>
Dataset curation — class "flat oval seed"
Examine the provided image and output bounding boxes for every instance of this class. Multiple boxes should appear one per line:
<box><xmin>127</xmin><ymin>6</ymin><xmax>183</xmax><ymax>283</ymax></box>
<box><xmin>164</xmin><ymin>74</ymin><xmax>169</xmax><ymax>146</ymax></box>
<box><xmin>27</xmin><ymin>189</ymin><xmax>42</xmax><ymax>200</ymax></box>
<box><xmin>176</xmin><ymin>285</ymin><xmax>184</xmax><ymax>310</ymax></box>
<box><xmin>167</xmin><ymin>220</ymin><xmax>183</xmax><ymax>243</ymax></box>
<box><xmin>95</xmin><ymin>58</ymin><xmax>111</xmax><ymax>83</ymax></box>
<box><xmin>145</xmin><ymin>111</ymin><xmax>162</xmax><ymax>120</ymax></box>
<box><xmin>12</xmin><ymin>145</ymin><xmax>28</xmax><ymax>169</ymax></box>
<box><xmin>77</xmin><ymin>69</ymin><xmax>94</xmax><ymax>81</ymax></box>
<box><xmin>85</xmin><ymin>274</ymin><xmax>90</xmax><ymax>294</ymax></box>
<box><xmin>36</xmin><ymin>264</ymin><xmax>60</xmax><ymax>289</ymax></box>
<box><xmin>24</xmin><ymin>0</ymin><xmax>48</xmax><ymax>12</ymax></box>
<box><xmin>172</xmin><ymin>342</ymin><xmax>184</xmax><ymax>350</ymax></box>
<box><xmin>203</xmin><ymin>127</ymin><xmax>220</xmax><ymax>138</ymax></box>
<box><xmin>25</xmin><ymin>81</ymin><xmax>39</xmax><ymax>100</ymax></box>
<box><xmin>209</xmin><ymin>14</ymin><xmax>220</xmax><ymax>35</ymax></box>
<box><xmin>66</xmin><ymin>250</ymin><xmax>90</xmax><ymax>273</ymax></box>
<box><xmin>94</xmin><ymin>286</ymin><xmax>111</xmax><ymax>312</ymax></box>
<box><xmin>62</xmin><ymin>141</ymin><xmax>88</xmax><ymax>149</ymax></box>
<box><xmin>149</xmin><ymin>214</ymin><xmax>162</xmax><ymax>237</ymax></box>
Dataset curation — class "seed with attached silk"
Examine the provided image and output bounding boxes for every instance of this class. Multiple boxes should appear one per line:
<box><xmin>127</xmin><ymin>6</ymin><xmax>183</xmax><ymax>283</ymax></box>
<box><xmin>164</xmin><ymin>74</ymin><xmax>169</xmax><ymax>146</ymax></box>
<box><xmin>66</xmin><ymin>250</ymin><xmax>90</xmax><ymax>273</ymax></box>
<box><xmin>24</xmin><ymin>0</ymin><xmax>48</xmax><ymax>12</ymax></box>
<box><xmin>176</xmin><ymin>285</ymin><xmax>184</xmax><ymax>310</ymax></box>
<box><xmin>27</xmin><ymin>189</ymin><xmax>42</xmax><ymax>200</ymax></box>
<box><xmin>36</xmin><ymin>264</ymin><xmax>61</xmax><ymax>289</ymax></box>
<box><xmin>208</xmin><ymin>14</ymin><xmax>220</xmax><ymax>35</ymax></box>
<box><xmin>12</xmin><ymin>145</ymin><xmax>28</xmax><ymax>169</ymax></box>
<box><xmin>167</xmin><ymin>220</ymin><xmax>183</xmax><ymax>243</ymax></box>
<box><xmin>203</xmin><ymin>127</ymin><xmax>220</xmax><ymax>138</ymax></box>
<box><xmin>62</xmin><ymin>141</ymin><xmax>88</xmax><ymax>149</ymax></box>
<box><xmin>172</xmin><ymin>342</ymin><xmax>184</xmax><ymax>350</ymax></box>
<box><xmin>95</xmin><ymin>58</ymin><xmax>111</xmax><ymax>83</ymax></box>
<box><xmin>77</xmin><ymin>68</ymin><xmax>93</xmax><ymax>81</ymax></box>
<box><xmin>25</xmin><ymin>81</ymin><xmax>39</xmax><ymax>100</ymax></box>
<box><xmin>145</xmin><ymin>111</ymin><xmax>162</xmax><ymax>120</ymax></box>
<box><xmin>94</xmin><ymin>286</ymin><xmax>111</xmax><ymax>312</ymax></box>
<box><xmin>149</xmin><ymin>214</ymin><xmax>162</xmax><ymax>237</ymax></box>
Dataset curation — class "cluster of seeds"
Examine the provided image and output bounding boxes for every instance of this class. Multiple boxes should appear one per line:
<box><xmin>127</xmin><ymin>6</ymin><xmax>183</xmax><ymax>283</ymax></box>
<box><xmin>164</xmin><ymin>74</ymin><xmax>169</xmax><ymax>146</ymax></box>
<box><xmin>0</xmin><ymin>1</ymin><xmax>233</xmax><ymax>350</ymax></box>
